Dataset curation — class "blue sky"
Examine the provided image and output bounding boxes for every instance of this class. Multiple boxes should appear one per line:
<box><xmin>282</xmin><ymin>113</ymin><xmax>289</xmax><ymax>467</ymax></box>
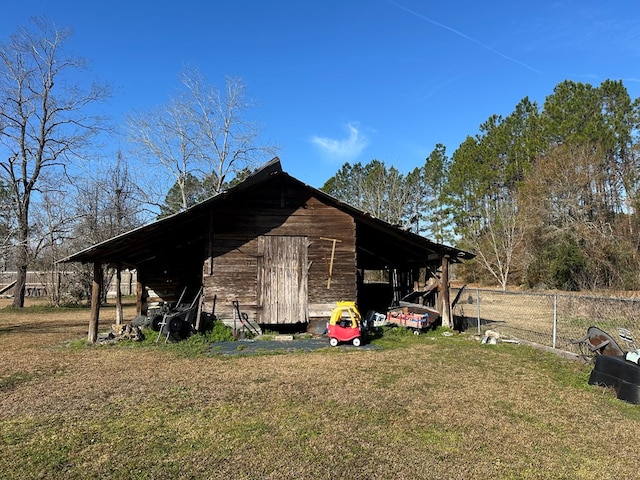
<box><xmin>3</xmin><ymin>0</ymin><xmax>640</xmax><ymax>188</ymax></box>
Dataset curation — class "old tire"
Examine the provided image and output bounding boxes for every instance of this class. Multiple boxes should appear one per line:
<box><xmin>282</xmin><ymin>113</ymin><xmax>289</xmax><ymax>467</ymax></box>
<box><xmin>329</xmin><ymin>337</ymin><xmax>338</xmax><ymax>347</ymax></box>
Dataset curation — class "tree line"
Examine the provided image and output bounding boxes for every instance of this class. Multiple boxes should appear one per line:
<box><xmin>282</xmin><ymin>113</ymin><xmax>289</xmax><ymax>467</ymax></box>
<box><xmin>322</xmin><ymin>80</ymin><xmax>640</xmax><ymax>292</ymax></box>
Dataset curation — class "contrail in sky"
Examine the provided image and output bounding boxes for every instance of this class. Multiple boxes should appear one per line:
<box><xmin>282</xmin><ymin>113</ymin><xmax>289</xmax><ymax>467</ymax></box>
<box><xmin>385</xmin><ymin>0</ymin><xmax>546</xmax><ymax>76</ymax></box>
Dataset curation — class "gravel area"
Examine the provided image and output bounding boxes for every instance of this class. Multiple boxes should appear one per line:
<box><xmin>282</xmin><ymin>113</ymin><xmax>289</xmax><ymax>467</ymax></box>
<box><xmin>208</xmin><ymin>336</ymin><xmax>379</xmax><ymax>356</ymax></box>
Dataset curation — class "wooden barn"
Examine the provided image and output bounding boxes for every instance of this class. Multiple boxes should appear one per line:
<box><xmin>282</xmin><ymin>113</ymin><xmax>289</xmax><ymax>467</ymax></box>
<box><xmin>61</xmin><ymin>158</ymin><xmax>474</xmax><ymax>342</ymax></box>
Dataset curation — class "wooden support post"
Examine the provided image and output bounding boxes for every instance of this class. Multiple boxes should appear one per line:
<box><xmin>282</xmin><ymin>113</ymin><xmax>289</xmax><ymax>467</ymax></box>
<box><xmin>127</xmin><ymin>270</ymin><xmax>133</xmax><ymax>295</ymax></box>
<box><xmin>441</xmin><ymin>255</ymin><xmax>452</xmax><ymax>328</ymax></box>
<box><xmin>413</xmin><ymin>268</ymin><xmax>421</xmax><ymax>292</ymax></box>
<box><xmin>88</xmin><ymin>262</ymin><xmax>103</xmax><ymax>344</ymax></box>
<box><xmin>115</xmin><ymin>264</ymin><xmax>123</xmax><ymax>325</ymax></box>
<box><xmin>136</xmin><ymin>272</ymin><xmax>148</xmax><ymax>317</ymax></box>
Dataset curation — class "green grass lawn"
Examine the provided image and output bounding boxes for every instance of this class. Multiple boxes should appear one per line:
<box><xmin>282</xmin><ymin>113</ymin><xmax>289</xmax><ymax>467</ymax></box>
<box><xmin>1</xmin><ymin>303</ymin><xmax>639</xmax><ymax>479</ymax></box>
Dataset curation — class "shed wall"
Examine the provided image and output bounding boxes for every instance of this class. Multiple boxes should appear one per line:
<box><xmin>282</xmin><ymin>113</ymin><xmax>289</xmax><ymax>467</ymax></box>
<box><xmin>202</xmin><ymin>187</ymin><xmax>356</xmax><ymax>326</ymax></box>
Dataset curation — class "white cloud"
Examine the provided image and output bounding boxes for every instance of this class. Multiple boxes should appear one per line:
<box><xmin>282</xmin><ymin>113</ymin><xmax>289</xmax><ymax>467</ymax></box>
<box><xmin>311</xmin><ymin>123</ymin><xmax>369</xmax><ymax>161</ymax></box>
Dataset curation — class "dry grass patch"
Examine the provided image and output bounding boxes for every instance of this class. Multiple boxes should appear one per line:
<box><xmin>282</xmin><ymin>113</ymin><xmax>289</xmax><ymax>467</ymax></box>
<box><xmin>1</xmin><ymin>300</ymin><xmax>640</xmax><ymax>479</ymax></box>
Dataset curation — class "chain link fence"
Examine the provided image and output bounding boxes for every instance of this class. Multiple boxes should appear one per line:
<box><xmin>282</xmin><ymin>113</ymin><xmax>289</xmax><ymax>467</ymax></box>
<box><xmin>451</xmin><ymin>287</ymin><xmax>640</xmax><ymax>356</ymax></box>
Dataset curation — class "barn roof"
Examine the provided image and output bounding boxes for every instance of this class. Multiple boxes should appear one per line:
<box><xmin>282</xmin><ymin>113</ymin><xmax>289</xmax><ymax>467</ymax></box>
<box><xmin>59</xmin><ymin>158</ymin><xmax>474</xmax><ymax>269</ymax></box>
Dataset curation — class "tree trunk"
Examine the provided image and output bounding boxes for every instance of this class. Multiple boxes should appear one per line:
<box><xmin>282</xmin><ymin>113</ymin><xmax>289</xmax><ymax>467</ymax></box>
<box><xmin>12</xmin><ymin>262</ymin><xmax>27</xmax><ymax>308</ymax></box>
<box><xmin>115</xmin><ymin>264</ymin><xmax>123</xmax><ymax>325</ymax></box>
<box><xmin>88</xmin><ymin>262</ymin><xmax>103</xmax><ymax>343</ymax></box>
<box><xmin>11</xmin><ymin>226</ymin><xmax>29</xmax><ymax>308</ymax></box>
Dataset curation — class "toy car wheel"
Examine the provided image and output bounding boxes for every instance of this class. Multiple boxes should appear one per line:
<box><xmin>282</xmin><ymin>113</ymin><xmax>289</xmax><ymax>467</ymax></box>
<box><xmin>329</xmin><ymin>337</ymin><xmax>338</xmax><ymax>347</ymax></box>
<box><xmin>413</xmin><ymin>329</ymin><xmax>420</xmax><ymax>336</ymax></box>
<box><xmin>352</xmin><ymin>337</ymin><xmax>361</xmax><ymax>347</ymax></box>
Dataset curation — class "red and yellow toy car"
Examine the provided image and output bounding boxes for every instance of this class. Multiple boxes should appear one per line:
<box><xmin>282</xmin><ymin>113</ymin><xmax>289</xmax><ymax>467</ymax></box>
<box><xmin>327</xmin><ymin>301</ymin><xmax>363</xmax><ymax>347</ymax></box>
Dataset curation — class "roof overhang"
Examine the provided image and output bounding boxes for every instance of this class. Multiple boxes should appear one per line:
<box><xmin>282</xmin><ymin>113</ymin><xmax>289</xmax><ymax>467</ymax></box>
<box><xmin>59</xmin><ymin>158</ymin><xmax>474</xmax><ymax>269</ymax></box>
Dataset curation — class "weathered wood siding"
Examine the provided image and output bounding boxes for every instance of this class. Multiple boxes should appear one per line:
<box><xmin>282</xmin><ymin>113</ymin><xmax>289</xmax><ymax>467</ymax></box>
<box><xmin>203</xmin><ymin>234</ymin><xmax>259</xmax><ymax>317</ymax></box>
<box><xmin>202</xmin><ymin>182</ymin><xmax>356</xmax><ymax>325</ymax></box>
<box><xmin>257</xmin><ymin>235</ymin><xmax>308</xmax><ymax>324</ymax></box>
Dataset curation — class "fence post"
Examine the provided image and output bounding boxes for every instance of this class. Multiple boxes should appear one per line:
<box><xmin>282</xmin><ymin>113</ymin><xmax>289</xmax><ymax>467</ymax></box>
<box><xmin>552</xmin><ymin>294</ymin><xmax>558</xmax><ymax>349</ymax></box>
<box><xmin>476</xmin><ymin>288</ymin><xmax>481</xmax><ymax>334</ymax></box>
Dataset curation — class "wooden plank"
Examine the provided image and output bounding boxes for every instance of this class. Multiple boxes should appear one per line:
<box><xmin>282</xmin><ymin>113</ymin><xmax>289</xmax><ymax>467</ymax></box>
<box><xmin>0</xmin><ymin>280</ymin><xmax>16</xmax><ymax>295</ymax></box>
<box><xmin>319</xmin><ymin>237</ymin><xmax>342</xmax><ymax>289</ymax></box>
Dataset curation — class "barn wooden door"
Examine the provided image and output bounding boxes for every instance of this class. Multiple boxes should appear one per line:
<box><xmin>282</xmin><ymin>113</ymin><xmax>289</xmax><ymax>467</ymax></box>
<box><xmin>257</xmin><ymin>235</ymin><xmax>308</xmax><ymax>324</ymax></box>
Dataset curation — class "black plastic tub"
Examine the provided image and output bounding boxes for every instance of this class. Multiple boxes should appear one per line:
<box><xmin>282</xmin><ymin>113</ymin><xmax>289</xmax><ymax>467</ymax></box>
<box><xmin>588</xmin><ymin>355</ymin><xmax>640</xmax><ymax>404</ymax></box>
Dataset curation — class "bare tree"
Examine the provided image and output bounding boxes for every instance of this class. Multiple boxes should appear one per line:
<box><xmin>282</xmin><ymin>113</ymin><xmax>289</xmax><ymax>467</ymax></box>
<box><xmin>0</xmin><ymin>18</ymin><xmax>111</xmax><ymax>307</ymax></box>
<box><xmin>466</xmin><ymin>198</ymin><xmax>526</xmax><ymax>291</ymax></box>
<box><xmin>518</xmin><ymin>143</ymin><xmax>640</xmax><ymax>290</ymax></box>
<box><xmin>127</xmin><ymin>68</ymin><xmax>278</xmax><ymax>214</ymax></box>
<box><xmin>71</xmin><ymin>151</ymin><xmax>145</xmax><ymax>302</ymax></box>
<box><xmin>126</xmin><ymin>94</ymin><xmax>199</xmax><ymax>212</ymax></box>
<box><xmin>181</xmin><ymin>70</ymin><xmax>278</xmax><ymax>194</ymax></box>
<box><xmin>30</xmin><ymin>186</ymin><xmax>76</xmax><ymax>305</ymax></box>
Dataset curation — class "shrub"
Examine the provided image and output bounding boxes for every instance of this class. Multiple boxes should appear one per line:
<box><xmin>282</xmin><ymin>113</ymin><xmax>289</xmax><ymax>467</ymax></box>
<box><xmin>202</xmin><ymin>320</ymin><xmax>234</xmax><ymax>343</ymax></box>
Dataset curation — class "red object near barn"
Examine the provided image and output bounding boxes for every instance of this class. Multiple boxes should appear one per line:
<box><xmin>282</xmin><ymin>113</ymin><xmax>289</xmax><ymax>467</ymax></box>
<box><xmin>327</xmin><ymin>301</ymin><xmax>363</xmax><ymax>347</ymax></box>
